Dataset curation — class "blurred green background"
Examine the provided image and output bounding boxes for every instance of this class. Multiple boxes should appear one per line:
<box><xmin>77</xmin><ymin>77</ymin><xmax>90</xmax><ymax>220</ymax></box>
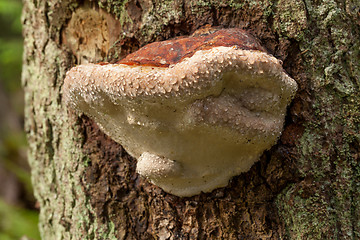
<box><xmin>0</xmin><ymin>0</ymin><xmax>40</xmax><ymax>239</ymax></box>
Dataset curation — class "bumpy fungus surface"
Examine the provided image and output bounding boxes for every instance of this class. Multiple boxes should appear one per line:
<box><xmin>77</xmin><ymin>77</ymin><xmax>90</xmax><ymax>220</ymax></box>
<box><xmin>63</xmin><ymin>28</ymin><xmax>298</xmax><ymax>197</ymax></box>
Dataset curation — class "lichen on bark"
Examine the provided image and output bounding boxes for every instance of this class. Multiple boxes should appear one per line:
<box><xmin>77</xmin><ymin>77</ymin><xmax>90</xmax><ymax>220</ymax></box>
<box><xmin>22</xmin><ymin>0</ymin><xmax>118</xmax><ymax>239</ymax></box>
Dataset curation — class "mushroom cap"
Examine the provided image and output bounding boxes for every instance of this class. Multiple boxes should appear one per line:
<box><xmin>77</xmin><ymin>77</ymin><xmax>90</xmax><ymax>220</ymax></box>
<box><xmin>63</xmin><ymin>28</ymin><xmax>297</xmax><ymax>197</ymax></box>
<box><xmin>118</xmin><ymin>27</ymin><xmax>267</xmax><ymax>67</ymax></box>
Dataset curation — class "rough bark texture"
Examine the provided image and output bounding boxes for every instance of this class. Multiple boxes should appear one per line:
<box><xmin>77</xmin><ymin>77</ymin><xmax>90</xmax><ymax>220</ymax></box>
<box><xmin>22</xmin><ymin>0</ymin><xmax>359</xmax><ymax>239</ymax></box>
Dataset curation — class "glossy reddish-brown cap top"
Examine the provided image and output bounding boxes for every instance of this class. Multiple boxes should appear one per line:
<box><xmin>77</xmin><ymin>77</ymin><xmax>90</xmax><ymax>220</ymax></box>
<box><xmin>118</xmin><ymin>27</ymin><xmax>267</xmax><ymax>67</ymax></box>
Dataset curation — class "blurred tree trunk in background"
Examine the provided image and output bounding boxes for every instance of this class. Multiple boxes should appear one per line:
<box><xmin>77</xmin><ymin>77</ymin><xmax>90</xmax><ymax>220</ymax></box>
<box><xmin>0</xmin><ymin>0</ymin><xmax>29</xmax><ymax>207</ymax></box>
<box><xmin>0</xmin><ymin>1</ymin><xmax>40</xmax><ymax>239</ymax></box>
<box><xmin>22</xmin><ymin>0</ymin><xmax>359</xmax><ymax>239</ymax></box>
<box><xmin>0</xmin><ymin>81</ymin><xmax>22</xmax><ymax>203</ymax></box>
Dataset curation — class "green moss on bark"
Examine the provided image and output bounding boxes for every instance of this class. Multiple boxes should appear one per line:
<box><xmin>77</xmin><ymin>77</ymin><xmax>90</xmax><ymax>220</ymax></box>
<box><xmin>275</xmin><ymin>0</ymin><xmax>360</xmax><ymax>239</ymax></box>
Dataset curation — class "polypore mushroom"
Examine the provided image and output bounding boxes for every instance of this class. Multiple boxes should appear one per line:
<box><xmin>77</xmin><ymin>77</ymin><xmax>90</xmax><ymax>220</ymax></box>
<box><xmin>63</xmin><ymin>27</ymin><xmax>298</xmax><ymax>197</ymax></box>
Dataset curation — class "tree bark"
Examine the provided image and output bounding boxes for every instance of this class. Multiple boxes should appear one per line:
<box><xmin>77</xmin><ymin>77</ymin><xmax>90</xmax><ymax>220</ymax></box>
<box><xmin>22</xmin><ymin>0</ymin><xmax>360</xmax><ymax>239</ymax></box>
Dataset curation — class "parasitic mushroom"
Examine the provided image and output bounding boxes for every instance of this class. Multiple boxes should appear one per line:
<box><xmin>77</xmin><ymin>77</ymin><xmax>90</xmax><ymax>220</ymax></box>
<box><xmin>63</xmin><ymin>27</ymin><xmax>298</xmax><ymax>197</ymax></box>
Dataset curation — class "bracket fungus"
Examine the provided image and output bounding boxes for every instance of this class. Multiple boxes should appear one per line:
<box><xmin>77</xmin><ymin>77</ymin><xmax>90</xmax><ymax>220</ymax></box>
<box><xmin>63</xmin><ymin>28</ymin><xmax>298</xmax><ymax>197</ymax></box>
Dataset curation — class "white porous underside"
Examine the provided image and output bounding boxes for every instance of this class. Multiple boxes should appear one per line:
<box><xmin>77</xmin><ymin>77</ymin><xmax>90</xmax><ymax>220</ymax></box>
<box><xmin>63</xmin><ymin>46</ymin><xmax>298</xmax><ymax>197</ymax></box>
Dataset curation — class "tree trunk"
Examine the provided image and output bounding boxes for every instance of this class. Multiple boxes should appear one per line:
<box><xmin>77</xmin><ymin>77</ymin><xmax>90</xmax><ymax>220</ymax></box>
<box><xmin>22</xmin><ymin>0</ymin><xmax>360</xmax><ymax>239</ymax></box>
